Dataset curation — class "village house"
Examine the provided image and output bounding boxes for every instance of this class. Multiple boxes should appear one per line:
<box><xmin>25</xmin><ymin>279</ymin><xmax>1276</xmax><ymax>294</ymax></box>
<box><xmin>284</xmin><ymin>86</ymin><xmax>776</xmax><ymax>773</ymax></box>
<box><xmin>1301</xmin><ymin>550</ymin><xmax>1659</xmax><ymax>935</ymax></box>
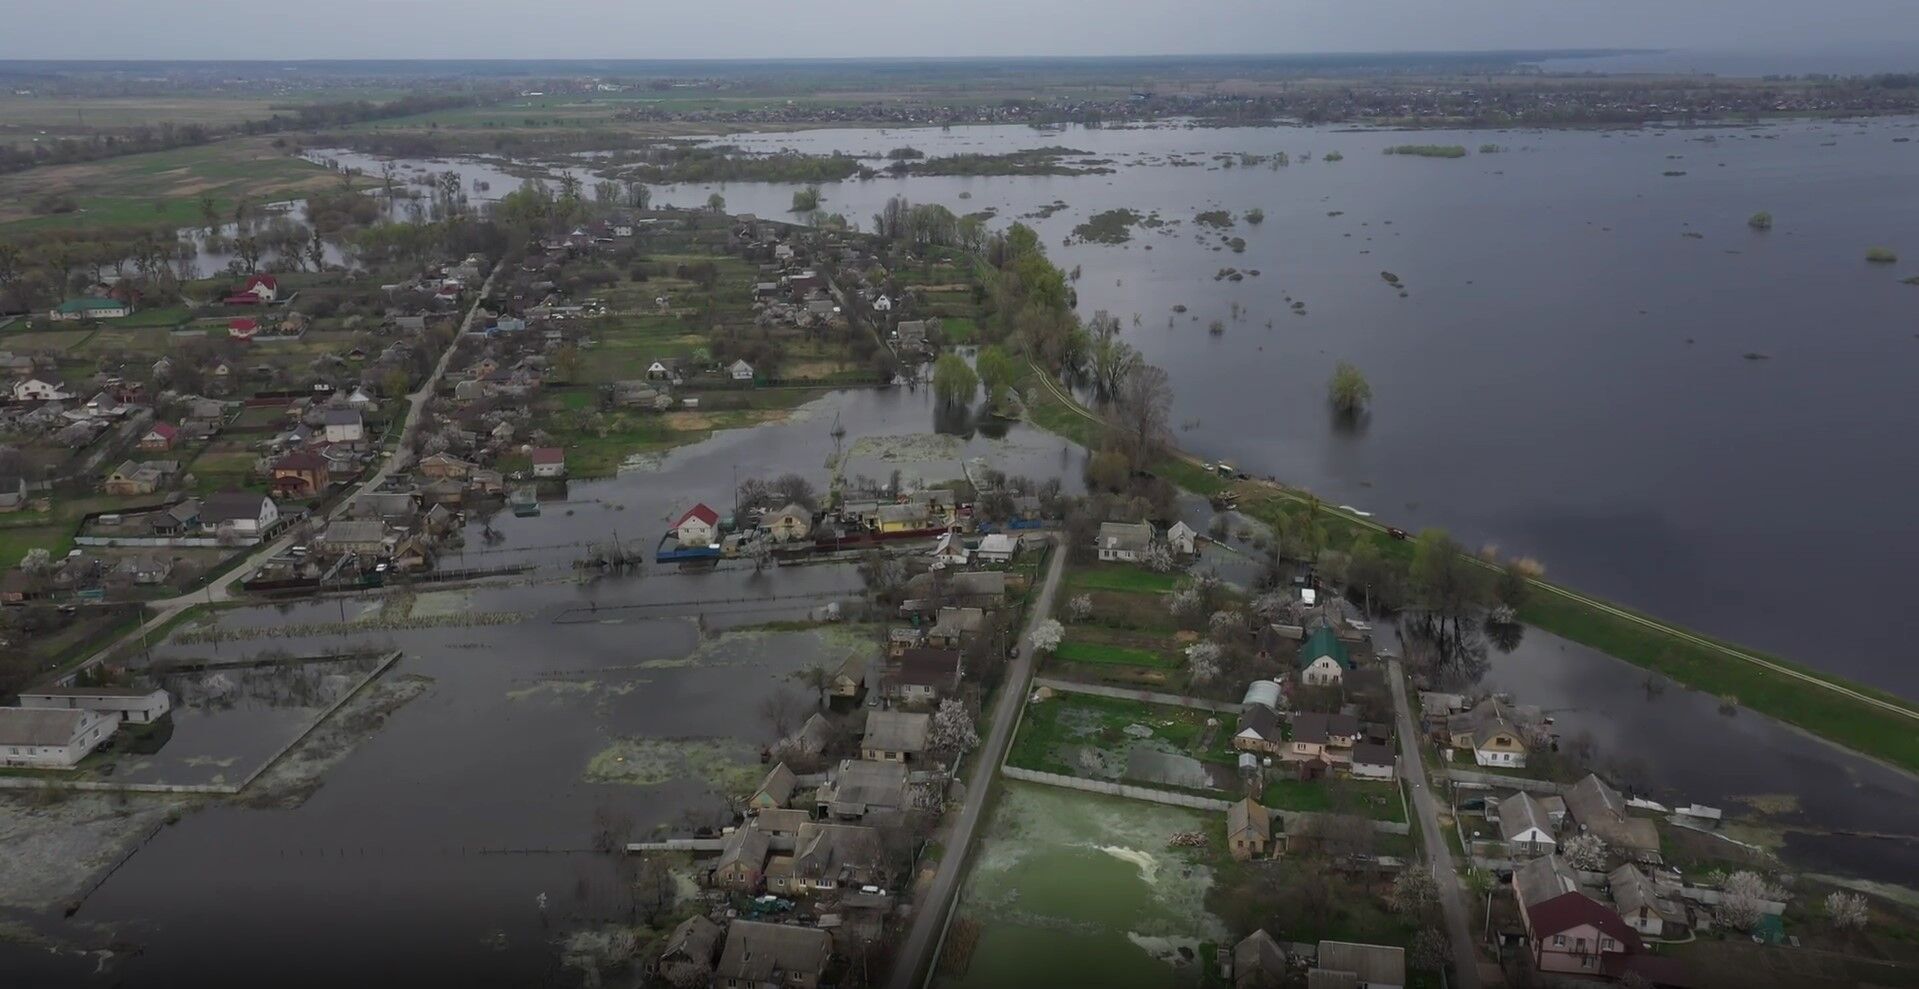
<box><xmin>901</xmin><ymin>570</ymin><xmax>1008</xmax><ymax>610</ymax></box>
<box><xmin>13</xmin><ymin>378</ymin><xmax>71</xmax><ymax>401</ymax></box>
<box><xmin>1349</xmin><ymin>741</ymin><xmax>1397</xmax><ymax>781</ymax></box>
<box><xmin>749</xmin><ymin>762</ymin><xmax>798</xmax><ymax>812</ymax></box>
<box><xmin>1446</xmin><ymin>698</ymin><xmax>1533</xmax><ymax>768</ymax></box>
<box><xmin>270</xmin><ymin>449</ymin><xmax>332</xmax><ymax>498</ymax></box>
<box><xmin>1514</xmin><ymin>854</ymin><xmax>1645</xmax><ymax>978</ymax></box>
<box><xmin>1311</xmin><ymin>940</ymin><xmax>1406</xmax><ymax>988</ymax></box>
<box><xmin>1283</xmin><ymin>711</ymin><xmax>1361</xmax><ymax>768</ymax></box>
<box><xmin>815</xmin><ymin>758</ymin><xmax>910</xmax><ymax>821</ymax></box>
<box><xmin>973</xmin><ymin>532</ymin><xmax>1020</xmax><ymax>564</ymax></box>
<box><xmin>108</xmin><ymin>555</ymin><xmax>173</xmax><ymax>586</ymax></box>
<box><xmin>926</xmin><ymin>606</ymin><xmax>986</xmax><ymax>649</ymax></box>
<box><xmin>1498</xmin><ymin>791</ymin><xmax>1559</xmax><ymax>858</ymax></box>
<box><xmin>876</xmin><ymin>502</ymin><xmax>931</xmax><ymax>534</ymax></box>
<box><xmin>779</xmin><ymin>714</ymin><xmax>834</xmax><ymax>760</ymax></box>
<box><xmin>769</xmin><ymin>821</ymin><xmax>886</xmax><ymax>893</ymax></box>
<box><xmin>831</xmin><ymin>652</ymin><xmax>869</xmax><ymax>700</ymax></box>
<box><xmin>674</xmin><ymin>503</ymin><xmax>720</xmax><ymax>547</ymax></box>
<box><xmin>200</xmin><ymin>491</ymin><xmax>279</xmax><ymax>539</ymax></box>
<box><xmin>417</xmin><ymin>453</ymin><xmax>476</xmax><ymax>481</ymax></box>
<box><xmin>318</xmin><ymin>520</ymin><xmax>391</xmax><ymax>558</ymax></box>
<box><xmin>861</xmin><ymin>710</ymin><xmax>930</xmax><ymax>763</ymax></box>
<box><xmin>927</xmin><ymin>530</ymin><xmax>969</xmax><ymax>568</ymax></box>
<box><xmin>763</xmin><ymin>503</ymin><xmax>812</xmax><ymax>542</ymax></box>
<box><xmin>893</xmin><ymin>318</ymin><xmax>932</xmax><ymax>353</ymax></box>
<box><xmin>1165</xmin><ymin>520</ymin><xmax>1199</xmax><ymax>556</ymax></box>
<box><xmin>728</xmin><ymin>359</ymin><xmax>755</xmax><ymax>381</ymax></box>
<box><xmin>1564</xmin><ymin>774</ymin><xmax>1662</xmax><ymax>860</ymax></box>
<box><xmin>528</xmin><ymin>447</ymin><xmax>566</xmax><ymax>478</ymax></box>
<box><xmin>103</xmin><ymin>459</ymin><xmax>178</xmax><ymax>496</ymax></box>
<box><xmin>712</xmin><ymin>825</ymin><xmax>771</xmax><ymax>890</ymax></box>
<box><xmin>1608</xmin><ymin>864</ymin><xmax>1688</xmax><ymax>939</ymax></box>
<box><xmin>1233</xmin><ymin>930</ymin><xmax>1287</xmax><ymax>989</ymax></box>
<box><xmin>656</xmin><ymin>915</ymin><xmax>722</xmax><ymax>988</ymax></box>
<box><xmin>1233</xmin><ymin>704</ymin><xmax>1286</xmax><ymax>755</ymax></box>
<box><xmin>352</xmin><ymin>491</ymin><xmax>420</xmax><ymax>524</ymax></box>
<box><xmin>1096</xmin><ymin>520</ymin><xmax>1156</xmax><ymax>563</ymax></box>
<box><xmin>228</xmin><ymin>317</ymin><xmax>260</xmax><ymax>340</ymax></box>
<box><xmin>645</xmin><ymin>357</ymin><xmax>684</xmax><ymax>382</ymax></box>
<box><xmin>137</xmin><ymin>422</ymin><xmax>179</xmax><ymax>452</ymax></box>
<box><xmin>18</xmin><ymin>687</ymin><xmax>171</xmax><ymax>725</ymax></box>
<box><xmin>0</xmin><ymin>707</ymin><xmax>117</xmax><ymax>768</ymax></box>
<box><xmin>1226</xmin><ymin>797</ymin><xmax>1272</xmax><ymax>860</ymax></box>
<box><xmin>714</xmin><ymin>920</ymin><xmax>831</xmax><ymax>989</ymax></box>
<box><xmin>225</xmin><ymin>273</ymin><xmax>279</xmax><ymax>305</ymax></box>
<box><xmin>1297</xmin><ymin>624</ymin><xmax>1355</xmax><ymax>687</ymax></box>
<box><xmin>879</xmin><ymin>647</ymin><xmax>961</xmax><ymax>707</ymax></box>
<box><xmin>322</xmin><ymin>408</ymin><xmax>364</xmax><ymax>444</ymax></box>
<box><xmin>50</xmin><ymin>296</ymin><xmax>131</xmax><ymax>321</ymax></box>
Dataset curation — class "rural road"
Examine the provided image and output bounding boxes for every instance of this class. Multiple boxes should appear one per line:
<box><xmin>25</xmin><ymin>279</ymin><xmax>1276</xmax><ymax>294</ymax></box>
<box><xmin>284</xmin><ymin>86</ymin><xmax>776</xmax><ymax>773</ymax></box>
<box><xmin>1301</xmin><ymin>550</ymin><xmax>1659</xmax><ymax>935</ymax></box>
<box><xmin>1389</xmin><ymin>658</ymin><xmax>1482</xmax><ymax>989</ymax></box>
<box><xmin>886</xmin><ymin>537</ymin><xmax>1067</xmax><ymax>989</ymax></box>
<box><xmin>60</xmin><ymin>270</ymin><xmax>495</xmax><ymax>679</ymax></box>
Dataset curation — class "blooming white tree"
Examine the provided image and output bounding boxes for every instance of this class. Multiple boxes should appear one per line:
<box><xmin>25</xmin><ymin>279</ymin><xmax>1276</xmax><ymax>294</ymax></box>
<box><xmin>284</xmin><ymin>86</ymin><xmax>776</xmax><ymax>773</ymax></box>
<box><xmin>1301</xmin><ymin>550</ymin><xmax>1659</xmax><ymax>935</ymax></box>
<box><xmin>1719</xmin><ymin>871</ymin><xmax>1785</xmax><ymax>932</ymax></box>
<box><xmin>1167</xmin><ymin>587</ymin><xmax>1202</xmax><ymax>621</ymax></box>
<box><xmin>1825</xmin><ymin>891</ymin><xmax>1869</xmax><ymax>931</ymax></box>
<box><xmin>929</xmin><ymin>699</ymin><xmax>980</xmax><ymax>757</ymax></box>
<box><xmin>1209</xmin><ymin>609</ymin><xmax>1245</xmax><ymax>642</ymax></box>
<box><xmin>1561</xmin><ymin>832</ymin><xmax>1610</xmax><ymax>871</ymax></box>
<box><xmin>1067</xmin><ymin>593</ymin><xmax>1094</xmax><ymax>622</ymax></box>
<box><xmin>1185</xmin><ymin>642</ymin><xmax>1222</xmax><ymax>683</ymax></box>
<box><xmin>1029</xmin><ymin>618</ymin><xmax>1064</xmax><ymax>654</ymax></box>
<box><xmin>1390</xmin><ymin>867</ymin><xmax>1439</xmax><ymax>918</ymax></box>
<box><xmin>1142</xmin><ymin>541</ymin><xmax>1175</xmax><ymax>573</ymax></box>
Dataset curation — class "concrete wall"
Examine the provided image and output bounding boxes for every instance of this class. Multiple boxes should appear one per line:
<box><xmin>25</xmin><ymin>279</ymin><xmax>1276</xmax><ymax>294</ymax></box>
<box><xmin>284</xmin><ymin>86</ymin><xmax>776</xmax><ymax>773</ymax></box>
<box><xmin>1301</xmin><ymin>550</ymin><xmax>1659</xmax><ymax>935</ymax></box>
<box><xmin>1000</xmin><ymin>766</ymin><xmax>1411</xmax><ymax>836</ymax></box>
<box><xmin>1446</xmin><ymin>768</ymin><xmax>1566</xmax><ymax>794</ymax></box>
<box><xmin>1031</xmin><ymin>677</ymin><xmax>1240</xmax><ymax>714</ymax></box>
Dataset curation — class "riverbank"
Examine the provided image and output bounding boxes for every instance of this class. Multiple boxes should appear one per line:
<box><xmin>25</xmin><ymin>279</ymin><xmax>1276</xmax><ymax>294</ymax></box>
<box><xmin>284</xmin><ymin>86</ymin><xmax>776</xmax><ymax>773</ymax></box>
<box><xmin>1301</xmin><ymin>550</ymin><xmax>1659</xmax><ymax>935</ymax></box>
<box><xmin>1019</xmin><ymin>362</ymin><xmax>1919</xmax><ymax>776</ymax></box>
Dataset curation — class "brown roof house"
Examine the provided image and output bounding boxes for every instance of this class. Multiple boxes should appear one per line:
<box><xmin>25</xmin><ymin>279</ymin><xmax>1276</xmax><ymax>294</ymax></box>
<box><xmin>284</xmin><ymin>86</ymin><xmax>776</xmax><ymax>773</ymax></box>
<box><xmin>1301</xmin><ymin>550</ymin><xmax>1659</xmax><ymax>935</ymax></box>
<box><xmin>656</xmin><ymin>915</ymin><xmax>722</xmax><ymax>987</ymax></box>
<box><xmin>711</xmin><ymin>825</ymin><xmax>771</xmax><ymax>891</ymax></box>
<box><xmin>749</xmin><ymin>762</ymin><xmax>798</xmax><ymax>811</ymax></box>
<box><xmin>1564</xmin><ymin>774</ymin><xmax>1661</xmax><ymax>860</ymax></box>
<box><xmin>880</xmin><ymin>648</ymin><xmax>961</xmax><ymax>707</ymax></box>
<box><xmin>1226</xmin><ymin>797</ymin><xmax>1272</xmax><ymax>861</ymax></box>
<box><xmin>714</xmin><ymin>920</ymin><xmax>831</xmax><ymax>989</ymax></box>
<box><xmin>861</xmin><ymin>710</ymin><xmax>930</xmax><ymax>763</ymax></box>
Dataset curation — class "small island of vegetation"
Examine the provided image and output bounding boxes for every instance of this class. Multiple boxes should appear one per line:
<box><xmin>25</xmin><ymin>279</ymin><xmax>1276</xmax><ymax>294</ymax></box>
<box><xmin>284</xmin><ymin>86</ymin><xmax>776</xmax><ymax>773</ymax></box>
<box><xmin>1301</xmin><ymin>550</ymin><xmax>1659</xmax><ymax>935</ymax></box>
<box><xmin>1748</xmin><ymin>211</ymin><xmax>1774</xmax><ymax>230</ymax></box>
<box><xmin>1072</xmin><ymin>208</ymin><xmax>1145</xmax><ymax>244</ymax></box>
<box><xmin>1866</xmin><ymin>246</ymin><xmax>1899</xmax><ymax>263</ymax></box>
<box><xmin>1383</xmin><ymin>144</ymin><xmax>1468</xmax><ymax>158</ymax></box>
<box><xmin>1329</xmin><ymin>361</ymin><xmax>1372</xmax><ymax>414</ymax></box>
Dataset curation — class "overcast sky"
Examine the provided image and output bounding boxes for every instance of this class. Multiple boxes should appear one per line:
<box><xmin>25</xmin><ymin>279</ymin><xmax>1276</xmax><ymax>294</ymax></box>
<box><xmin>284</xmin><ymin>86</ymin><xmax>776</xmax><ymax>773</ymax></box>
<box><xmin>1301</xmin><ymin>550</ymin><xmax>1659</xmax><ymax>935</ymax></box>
<box><xmin>3</xmin><ymin>0</ymin><xmax>1917</xmax><ymax>61</ymax></box>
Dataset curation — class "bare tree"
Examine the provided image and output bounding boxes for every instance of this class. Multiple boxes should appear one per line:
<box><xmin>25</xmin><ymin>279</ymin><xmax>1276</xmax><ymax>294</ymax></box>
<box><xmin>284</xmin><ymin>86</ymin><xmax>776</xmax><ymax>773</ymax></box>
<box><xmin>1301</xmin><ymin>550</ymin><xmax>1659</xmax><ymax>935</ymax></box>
<box><xmin>758</xmin><ymin>688</ymin><xmax>805</xmax><ymax>739</ymax></box>
<box><xmin>794</xmin><ymin>662</ymin><xmax>833</xmax><ymax>709</ymax></box>
<box><xmin>1108</xmin><ymin>362</ymin><xmax>1173</xmax><ymax>471</ymax></box>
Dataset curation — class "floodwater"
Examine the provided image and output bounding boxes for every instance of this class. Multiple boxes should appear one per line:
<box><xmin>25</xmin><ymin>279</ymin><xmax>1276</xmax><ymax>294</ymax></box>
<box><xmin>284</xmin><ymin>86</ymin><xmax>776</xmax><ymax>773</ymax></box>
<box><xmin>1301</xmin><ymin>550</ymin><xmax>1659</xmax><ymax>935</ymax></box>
<box><xmin>940</xmin><ymin>782</ymin><xmax>1224</xmax><ymax>989</ymax></box>
<box><xmin>1423</xmin><ymin>621</ymin><xmax>1919</xmax><ymax>880</ymax></box>
<box><xmin>0</xmin><ymin>381</ymin><xmax>1085</xmax><ymax>984</ymax></box>
<box><xmin>321</xmin><ymin>117</ymin><xmax>1919</xmax><ymax>700</ymax></box>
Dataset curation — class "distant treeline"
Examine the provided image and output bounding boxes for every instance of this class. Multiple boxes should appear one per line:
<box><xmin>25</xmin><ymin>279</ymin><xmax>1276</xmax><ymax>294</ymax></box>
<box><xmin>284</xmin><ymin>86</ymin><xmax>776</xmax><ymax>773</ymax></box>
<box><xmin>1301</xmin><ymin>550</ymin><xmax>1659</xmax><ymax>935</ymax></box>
<box><xmin>0</xmin><ymin>94</ymin><xmax>496</xmax><ymax>176</ymax></box>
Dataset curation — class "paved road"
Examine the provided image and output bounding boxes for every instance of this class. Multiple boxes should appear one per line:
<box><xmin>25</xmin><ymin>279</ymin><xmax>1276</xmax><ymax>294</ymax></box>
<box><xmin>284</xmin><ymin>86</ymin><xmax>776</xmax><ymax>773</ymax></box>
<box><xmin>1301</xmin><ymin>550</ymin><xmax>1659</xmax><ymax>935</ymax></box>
<box><xmin>61</xmin><ymin>271</ymin><xmax>496</xmax><ymax>678</ymax></box>
<box><xmin>1388</xmin><ymin>658</ymin><xmax>1482</xmax><ymax>989</ymax></box>
<box><xmin>885</xmin><ymin>539</ymin><xmax>1067</xmax><ymax>989</ymax></box>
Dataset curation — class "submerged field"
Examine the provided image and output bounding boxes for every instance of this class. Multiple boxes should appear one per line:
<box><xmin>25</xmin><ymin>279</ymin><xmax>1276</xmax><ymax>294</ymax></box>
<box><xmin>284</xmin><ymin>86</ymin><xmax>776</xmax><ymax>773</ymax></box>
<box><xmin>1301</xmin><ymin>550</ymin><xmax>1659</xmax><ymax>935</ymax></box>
<box><xmin>939</xmin><ymin>783</ymin><xmax>1227</xmax><ymax>989</ymax></box>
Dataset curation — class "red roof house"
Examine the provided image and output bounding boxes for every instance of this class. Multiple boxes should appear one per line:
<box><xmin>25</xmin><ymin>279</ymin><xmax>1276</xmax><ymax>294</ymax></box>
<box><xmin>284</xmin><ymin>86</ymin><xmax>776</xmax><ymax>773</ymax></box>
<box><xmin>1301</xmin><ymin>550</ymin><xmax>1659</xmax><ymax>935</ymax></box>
<box><xmin>673</xmin><ymin>503</ymin><xmax>720</xmax><ymax>546</ymax></box>
<box><xmin>138</xmin><ymin>422</ymin><xmax>179</xmax><ymax>451</ymax></box>
<box><xmin>228</xmin><ymin>317</ymin><xmax>260</xmax><ymax>339</ymax></box>
<box><xmin>528</xmin><ymin>446</ymin><xmax>566</xmax><ymax>477</ymax></box>
<box><xmin>226</xmin><ymin>273</ymin><xmax>279</xmax><ymax>306</ymax></box>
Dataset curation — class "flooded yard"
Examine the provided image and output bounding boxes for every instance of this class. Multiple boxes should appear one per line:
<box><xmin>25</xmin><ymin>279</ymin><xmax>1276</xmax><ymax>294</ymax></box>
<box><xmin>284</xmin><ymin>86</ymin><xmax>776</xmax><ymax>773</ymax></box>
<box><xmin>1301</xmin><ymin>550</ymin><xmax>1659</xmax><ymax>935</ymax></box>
<box><xmin>940</xmin><ymin>783</ymin><xmax>1227</xmax><ymax>989</ymax></box>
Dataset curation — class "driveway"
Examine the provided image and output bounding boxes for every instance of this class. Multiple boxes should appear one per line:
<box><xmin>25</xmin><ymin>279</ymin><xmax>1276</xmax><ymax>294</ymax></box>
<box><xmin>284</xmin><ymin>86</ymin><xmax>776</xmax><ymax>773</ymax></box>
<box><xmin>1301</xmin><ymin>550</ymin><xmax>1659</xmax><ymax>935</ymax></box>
<box><xmin>1389</xmin><ymin>658</ymin><xmax>1483</xmax><ymax>989</ymax></box>
<box><xmin>885</xmin><ymin>539</ymin><xmax>1067</xmax><ymax>989</ymax></box>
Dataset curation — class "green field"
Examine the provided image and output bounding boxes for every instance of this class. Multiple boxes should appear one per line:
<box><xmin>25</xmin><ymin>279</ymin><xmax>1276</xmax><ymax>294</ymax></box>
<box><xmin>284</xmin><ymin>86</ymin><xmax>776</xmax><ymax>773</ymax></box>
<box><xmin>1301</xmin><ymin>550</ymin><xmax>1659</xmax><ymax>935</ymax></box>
<box><xmin>0</xmin><ymin>138</ymin><xmax>351</xmax><ymax>231</ymax></box>
<box><xmin>1261</xmin><ymin>778</ymin><xmax>1407</xmax><ymax>823</ymax></box>
<box><xmin>1066</xmin><ymin>564</ymin><xmax>1178</xmax><ymax>594</ymax></box>
<box><xmin>1008</xmin><ymin>692</ymin><xmax>1221</xmax><ymax>774</ymax></box>
<box><xmin>1053</xmin><ymin>638</ymin><xmax>1176</xmax><ymax>668</ymax></box>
